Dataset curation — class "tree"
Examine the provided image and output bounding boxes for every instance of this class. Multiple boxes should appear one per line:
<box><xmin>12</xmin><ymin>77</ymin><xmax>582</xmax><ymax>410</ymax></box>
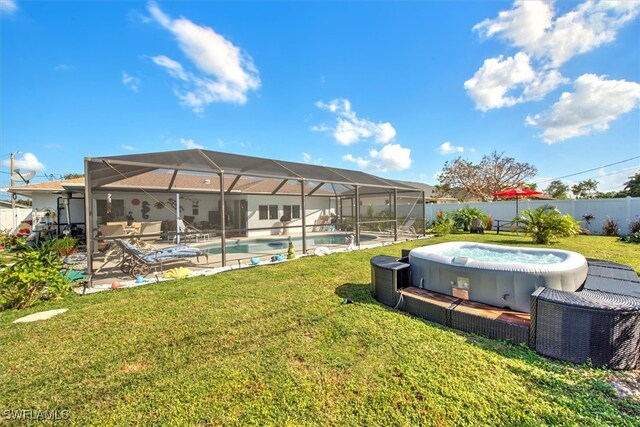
<box><xmin>518</xmin><ymin>205</ymin><xmax>581</xmax><ymax>244</ymax></box>
<box><xmin>571</xmin><ymin>179</ymin><xmax>598</xmax><ymax>199</ymax></box>
<box><xmin>545</xmin><ymin>180</ymin><xmax>570</xmax><ymax>199</ymax></box>
<box><xmin>623</xmin><ymin>172</ymin><xmax>640</xmax><ymax>197</ymax></box>
<box><xmin>63</xmin><ymin>173</ymin><xmax>84</xmax><ymax>180</ymax></box>
<box><xmin>436</xmin><ymin>151</ymin><xmax>537</xmax><ymax>201</ymax></box>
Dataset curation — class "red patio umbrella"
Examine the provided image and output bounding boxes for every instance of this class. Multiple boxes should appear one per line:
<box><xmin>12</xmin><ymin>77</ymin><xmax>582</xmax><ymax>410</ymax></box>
<box><xmin>493</xmin><ymin>187</ymin><xmax>543</xmax><ymax>219</ymax></box>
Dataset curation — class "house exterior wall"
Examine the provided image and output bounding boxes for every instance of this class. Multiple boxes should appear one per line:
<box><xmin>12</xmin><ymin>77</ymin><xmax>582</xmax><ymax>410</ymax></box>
<box><xmin>245</xmin><ymin>194</ymin><xmax>333</xmax><ymax>237</ymax></box>
<box><xmin>31</xmin><ymin>193</ymin><xmax>60</xmax><ymax>211</ymax></box>
<box><xmin>89</xmin><ymin>191</ymin><xmax>334</xmax><ymax>238</ymax></box>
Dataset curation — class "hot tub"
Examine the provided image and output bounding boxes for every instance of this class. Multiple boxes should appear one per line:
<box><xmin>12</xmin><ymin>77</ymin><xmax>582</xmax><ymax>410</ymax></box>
<box><xmin>409</xmin><ymin>242</ymin><xmax>588</xmax><ymax>313</ymax></box>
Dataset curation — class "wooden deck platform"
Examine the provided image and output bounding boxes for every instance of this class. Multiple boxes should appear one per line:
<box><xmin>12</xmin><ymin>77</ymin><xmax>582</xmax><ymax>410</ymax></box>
<box><xmin>399</xmin><ymin>287</ymin><xmax>531</xmax><ymax>344</ymax></box>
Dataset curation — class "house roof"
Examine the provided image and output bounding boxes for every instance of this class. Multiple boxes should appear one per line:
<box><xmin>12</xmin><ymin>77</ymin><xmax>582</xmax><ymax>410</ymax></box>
<box><xmin>8</xmin><ymin>177</ymin><xmax>84</xmax><ymax>197</ymax></box>
<box><xmin>11</xmin><ymin>150</ymin><xmax>448</xmax><ymax>200</ymax></box>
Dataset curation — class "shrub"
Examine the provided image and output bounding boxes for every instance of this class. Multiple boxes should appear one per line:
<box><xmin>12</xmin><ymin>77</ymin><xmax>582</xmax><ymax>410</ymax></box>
<box><xmin>601</xmin><ymin>217</ymin><xmax>619</xmax><ymax>236</ymax></box>
<box><xmin>0</xmin><ymin>240</ymin><xmax>72</xmax><ymax>310</ymax></box>
<box><xmin>485</xmin><ymin>216</ymin><xmax>493</xmax><ymax>231</ymax></box>
<box><xmin>453</xmin><ymin>206</ymin><xmax>488</xmax><ymax>232</ymax></box>
<box><xmin>619</xmin><ymin>231</ymin><xmax>640</xmax><ymax>244</ymax></box>
<box><xmin>518</xmin><ymin>205</ymin><xmax>581</xmax><ymax>244</ymax></box>
<box><xmin>629</xmin><ymin>217</ymin><xmax>640</xmax><ymax>234</ymax></box>
<box><xmin>432</xmin><ymin>211</ymin><xmax>456</xmax><ymax>236</ymax></box>
<box><xmin>0</xmin><ymin>230</ymin><xmax>19</xmax><ymax>248</ymax></box>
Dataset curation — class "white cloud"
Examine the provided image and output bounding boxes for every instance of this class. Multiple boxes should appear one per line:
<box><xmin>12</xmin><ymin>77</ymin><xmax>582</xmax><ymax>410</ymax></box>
<box><xmin>474</xmin><ymin>0</ymin><xmax>640</xmax><ymax>69</ymax></box>
<box><xmin>438</xmin><ymin>142</ymin><xmax>465</xmax><ymax>155</ymax></box>
<box><xmin>121</xmin><ymin>72</ymin><xmax>141</xmax><ymax>92</ymax></box>
<box><xmin>467</xmin><ymin>1</ymin><xmax>639</xmax><ymax>111</ymax></box>
<box><xmin>45</xmin><ymin>144</ymin><xmax>62</xmax><ymax>150</ymax></box>
<box><xmin>121</xmin><ymin>145</ymin><xmax>134</xmax><ymax>151</ymax></box>
<box><xmin>302</xmin><ymin>152</ymin><xmax>311</xmax><ymax>162</ymax></box>
<box><xmin>1</xmin><ymin>152</ymin><xmax>46</xmax><ymax>172</ymax></box>
<box><xmin>180</xmin><ymin>138</ymin><xmax>204</xmax><ymax>149</ymax></box>
<box><xmin>152</xmin><ymin>55</ymin><xmax>188</xmax><ymax>81</ymax></box>
<box><xmin>370</xmin><ymin>144</ymin><xmax>412</xmax><ymax>171</ymax></box>
<box><xmin>314</xmin><ymin>98</ymin><xmax>396</xmax><ymax>145</ymax></box>
<box><xmin>474</xmin><ymin>0</ymin><xmax>553</xmax><ymax>52</ymax></box>
<box><xmin>0</xmin><ymin>0</ymin><xmax>17</xmax><ymax>14</ymax></box>
<box><xmin>342</xmin><ymin>143</ymin><xmax>412</xmax><ymax>172</ymax></box>
<box><xmin>464</xmin><ymin>52</ymin><xmax>567</xmax><ymax>111</ymax></box>
<box><xmin>147</xmin><ymin>1</ymin><xmax>260</xmax><ymax>113</ymax></box>
<box><xmin>342</xmin><ymin>154</ymin><xmax>373</xmax><ymax>170</ymax></box>
<box><xmin>526</xmin><ymin>74</ymin><xmax>640</xmax><ymax>143</ymax></box>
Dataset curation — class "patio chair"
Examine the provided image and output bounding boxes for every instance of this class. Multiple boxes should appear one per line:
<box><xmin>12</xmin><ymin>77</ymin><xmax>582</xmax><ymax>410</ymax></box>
<box><xmin>139</xmin><ymin>221</ymin><xmax>162</xmax><ymax>241</ymax></box>
<box><xmin>174</xmin><ymin>219</ymin><xmax>209</xmax><ymax>242</ymax></box>
<box><xmin>95</xmin><ymin>224</ymin><xmax>127</xmax><ymax>273</ymax></box>
<box><xmin>114</xmin><ymin>239</ymin><xmax>209</xmax><ymax>277</ymax></box>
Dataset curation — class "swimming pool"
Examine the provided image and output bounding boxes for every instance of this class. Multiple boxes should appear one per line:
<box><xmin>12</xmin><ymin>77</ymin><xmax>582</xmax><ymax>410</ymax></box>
<box><xmin>201</xmin><ymin>233</ymin><xmax>377</xmax><ymax>255</ymax></box>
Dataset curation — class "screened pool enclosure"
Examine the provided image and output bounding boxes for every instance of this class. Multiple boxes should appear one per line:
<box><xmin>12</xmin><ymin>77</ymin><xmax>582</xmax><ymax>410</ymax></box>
<box><xmin>84</xmin><ymin>149</ymin><xmax>429</xmax><ymax>276</ymax></box>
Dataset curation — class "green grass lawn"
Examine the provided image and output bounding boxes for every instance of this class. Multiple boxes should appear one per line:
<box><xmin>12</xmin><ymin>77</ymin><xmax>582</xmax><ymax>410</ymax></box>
<box><xmin>1</xmin><ymin>233</ymin><xmax>639</xmax><ymax>426</ymax></box>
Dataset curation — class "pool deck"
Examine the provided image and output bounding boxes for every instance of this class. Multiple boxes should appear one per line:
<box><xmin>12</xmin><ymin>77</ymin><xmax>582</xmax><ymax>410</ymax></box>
<box><xmin>88</xmin><ymin>231</ymin><xmax>420</xmax><ymax>287</ymax></box>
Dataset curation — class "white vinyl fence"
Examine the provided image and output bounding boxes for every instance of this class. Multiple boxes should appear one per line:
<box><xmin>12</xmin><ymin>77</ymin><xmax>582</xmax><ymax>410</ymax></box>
<box><xmin>0</xmin><ymin>208</ymin><xmax>32</xmax><ymax>233</ymax></box>
<box><xmin>423</xmin><ymin>197</ymin><xmax>640</xmax><ymax>235</ymax></box>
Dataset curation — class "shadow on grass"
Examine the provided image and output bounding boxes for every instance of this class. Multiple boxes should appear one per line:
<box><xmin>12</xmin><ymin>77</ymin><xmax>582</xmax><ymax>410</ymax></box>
<box><xmin>334</xmin><ymin>282</ymin><xmax>375</xmax><ymax>304</ymax></box>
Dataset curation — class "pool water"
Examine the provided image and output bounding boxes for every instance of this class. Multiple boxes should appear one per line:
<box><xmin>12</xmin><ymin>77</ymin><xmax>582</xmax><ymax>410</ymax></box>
<box><xmin>201</xmin><ymin>233</ymin><xmax>376</xmax><ymax>255</ymax></box>
<box><xmin>441</xmin><ymin>247</ymin><xmax>564</xmax><ymax>264</ymax></box>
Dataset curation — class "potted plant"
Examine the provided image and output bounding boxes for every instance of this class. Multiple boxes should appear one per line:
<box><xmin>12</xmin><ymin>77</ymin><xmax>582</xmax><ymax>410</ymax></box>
<box><xmin>52</xmin><ymin>237</ymin><xmax>79</xmax><ymax>257</ymax></box>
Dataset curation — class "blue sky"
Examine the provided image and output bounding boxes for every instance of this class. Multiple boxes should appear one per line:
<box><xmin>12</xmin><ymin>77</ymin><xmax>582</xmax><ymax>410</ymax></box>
<box><xmin>1</xmin><ymin>0</ymin><xmax>639</xmax><ymax>197</ymax></box>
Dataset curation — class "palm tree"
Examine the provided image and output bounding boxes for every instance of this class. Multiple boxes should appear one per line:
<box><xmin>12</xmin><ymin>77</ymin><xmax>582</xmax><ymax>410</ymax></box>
<box><xmin>623</xmin><ymin>172</ymin><xmax>640</xmax><ymax>197</ymax></box>
<box><xmin>518</xmin><ymin>205</ymin><xmax>580</xmax><ymax>244</ymax></box>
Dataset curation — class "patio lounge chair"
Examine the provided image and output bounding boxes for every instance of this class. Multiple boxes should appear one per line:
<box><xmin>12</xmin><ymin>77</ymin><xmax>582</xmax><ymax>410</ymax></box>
<box><xmin>114</xmin><ymin>239</ymin><xmax>209</xmax><ymax>277</ymax></box>
<box><xmin>400</xmin><ymin>218</ymin><xmax>417</xmax><ymax>237</ymax></box>
<box><xmin>313</xmin><ymin>215</ymin><xmax>330</xmax><ymax>232</ymax></box>
<box><xmin>381</xmin><ymin>218</ymin><xmax>417</xmax><ymax>238</ymax></box>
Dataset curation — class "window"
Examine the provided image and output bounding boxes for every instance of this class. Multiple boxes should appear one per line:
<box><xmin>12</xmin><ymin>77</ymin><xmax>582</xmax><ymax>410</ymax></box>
<box><xmin>192</xmin><ymin>200</ymin><xmax>199</xmax><ymax>216</ymax></box>
<box><xmin>259</xmin><ymin>205</ymin><xmax>268</xmax><ymax>220</ymax></box>
<box><xmin>259</xmin><ymin>205</ymin><xmax>279</xmax><ymax>220</ymax></box>
<box><xmin>269</xmin><ymin>205</ymin><xmax>278</xmax><ymax>220</ymax></box>
<box><xmin>97</xmin><ymin>199</ymin><xmax>124</xmax><ymax>220</ymax></box>
<box><xmin>283</xmin><ymin>205</ymin><xmax>301</xmax><ymax>219</ymax></box>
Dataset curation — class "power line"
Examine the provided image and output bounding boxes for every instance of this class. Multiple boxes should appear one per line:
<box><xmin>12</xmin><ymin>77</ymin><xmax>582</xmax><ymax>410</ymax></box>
<box><xmin>572</xmin><ymin>166</ymin><xmax>639</xmax><ymax>183</ymax></box>
<box><xmin>534</xmin><ymin>156</ymin><xmax>640</xmax><ymax>185</ymax></box>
